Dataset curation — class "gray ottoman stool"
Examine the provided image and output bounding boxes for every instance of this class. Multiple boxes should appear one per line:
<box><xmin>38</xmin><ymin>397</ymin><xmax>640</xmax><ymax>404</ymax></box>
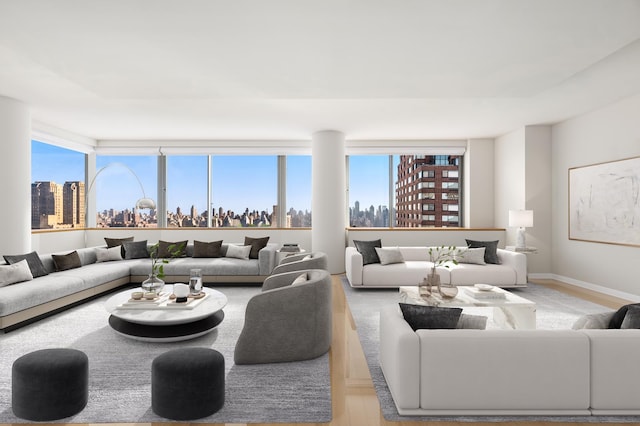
<box><xmin>152</xmin><ymin>347</ymin><xmax>224</xmax><ymax>420</ymax></box>
<box><xmin>12</xmin><ymin>348</ymin><xmax>88</xmax><ymax>421</ymax></box>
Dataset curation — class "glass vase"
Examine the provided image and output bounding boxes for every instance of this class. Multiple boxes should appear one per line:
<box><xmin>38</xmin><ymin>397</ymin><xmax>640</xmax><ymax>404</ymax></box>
<box><xmin>141</xmin><ymin>273</ymin><xmax>165</xmax><ymax>294</ymax></box>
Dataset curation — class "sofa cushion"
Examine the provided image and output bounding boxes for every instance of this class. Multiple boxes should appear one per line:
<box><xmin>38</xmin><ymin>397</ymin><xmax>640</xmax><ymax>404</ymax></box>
<box><xmin>157</xmin><ymin>240</ymin><xmax>188</xmax><ymax>258</ymax></box>
<box><xmin>244</xmin><ymin>236</ymin><xmax>270</xmax><ymax>259</ymax></box>
<box><xmin>621</xmin><ymin>305</ymin><xmax>640</xmax><ymax>329</ymax></box>
<box><xmin>572</xmin><ymin>311</ymin><xmax>615</xmax><ymax>329</ymax></box>
<box><xmin>608</xmin><ymin>303</ymin><xmax>640</xmax><ymax>329</ymax></box>
<box><xmin>105</xmin><ymin>236</ymin><xmax>134</xmax><ymax>257</ymax></box>
<box><xmin>455</xmin><ymin>247</ymin><xmax>486</xmax><ymax>265</ymax></box>
<box><xmin>226</xmin><ymin>244</ymin><xmax>251</xmax><ymax>259</ymax></box>
<box><xmin>398</xmin><ymin>303</ymin><xmax>462</xmax><ymax>331</ymax></box>
<box><xmin>123</xmin><ymin>240</ymin><xmax>149</xmax><ymax>260</ymax></box>
<box><xmin>52</xmin><ymin>251</ymin><xmax>82</xmax><ymax>272</ymax></box>
<box><xmin>3</xmin><ymin>251</ymin><xmax>49</xmax><ymax>278</ymax></box>
<box><xmin>96</xmin><ymin>246</ymin><xmax>123</xmax><ymax>262</ymax></box>
<box><xmin>354</xmin><ymin>239</ymin><xmax>382</xmax><ymax>265</ymax></box>
<box><xmin>0</xmin><ymin>259</ymin><xmax>33</xmax><ymax>288</ymax></box>
<box><xmin>457</xmin><ymin>313</ymin><xmax>488</xmax><ymax>329</ymax></box>
<box><xmin>375</xmin><ymin>247</ymin><xmax>404</xmax><ymax>265</ymax></box>
<box><xmin>193</xmin><ymin>240</ymin><xmax>223</xmax><ymax>258</ymax></box>
<box><xmin>465</xmin><ymin>239</ymin><xmax>500</xmax><ymax>264</ymax></box>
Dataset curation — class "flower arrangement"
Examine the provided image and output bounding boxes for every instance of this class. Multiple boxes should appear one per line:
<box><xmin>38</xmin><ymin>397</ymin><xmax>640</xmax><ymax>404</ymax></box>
<box><xmin>427</xmin><ymin>245</ymin><xmax>465</xmax><ymax>278</ymax></box>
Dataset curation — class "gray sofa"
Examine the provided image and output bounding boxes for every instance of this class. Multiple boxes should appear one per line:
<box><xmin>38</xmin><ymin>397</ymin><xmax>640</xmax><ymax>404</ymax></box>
<box><xmin>0</xmin><ymin>243</ymin><xmax>278</xmax><ymax>331</ymax></box>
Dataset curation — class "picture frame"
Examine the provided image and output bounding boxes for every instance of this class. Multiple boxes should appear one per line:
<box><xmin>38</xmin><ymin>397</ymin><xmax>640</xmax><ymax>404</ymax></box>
<box><xmin>568</xmin><ymin>156</ymin><xmax>640</xmax><ymax>247</ymax></box>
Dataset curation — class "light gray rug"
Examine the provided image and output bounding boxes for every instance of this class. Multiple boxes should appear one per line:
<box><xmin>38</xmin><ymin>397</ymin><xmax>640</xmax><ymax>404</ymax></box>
<box><xmin>342</xmin><ymin>278</ymin><xmax>640</xmax><ymax>423</ymax></box>
<box><xmin>0</xmin><ymin>285</ymin><xmax>331</xmax><ymax>424</ymax></box>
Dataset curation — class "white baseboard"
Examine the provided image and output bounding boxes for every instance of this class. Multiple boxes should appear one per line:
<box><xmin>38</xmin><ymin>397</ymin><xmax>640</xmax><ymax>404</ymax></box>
<box><xmin>528</xmin><ymin>273</ymin><xmax>640</xmax><ymax>303</ymax></box>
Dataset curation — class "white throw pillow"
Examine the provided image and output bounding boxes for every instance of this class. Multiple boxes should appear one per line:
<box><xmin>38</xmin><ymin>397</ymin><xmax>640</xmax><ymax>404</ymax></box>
<box><xmin>374</xmin><ymin>247</ymin><xmax>405</xmax><ymax>265</ymax></box>
<box><xmin>96</xmin><ymin>246</ymin><xmax>123</xmax><ymax>262</ymax></box>
<box><xmin>291</xmin><ymin>272</ymin><xmax>308</xmax><ymax>285</ymax></box>
<box><xmin>455</xmin><ymin>247</ymin><xmax>486</xmax><ymax>265</ymax></box>
<box><xmin>0</xmin><ymin>259</ymin><xmax>34</xmax><ymax>287</ymax></box>
<box><xmin>226</xmin><ymin>244</ymin><xmax>251</xmax><ymax>259</ymax></box>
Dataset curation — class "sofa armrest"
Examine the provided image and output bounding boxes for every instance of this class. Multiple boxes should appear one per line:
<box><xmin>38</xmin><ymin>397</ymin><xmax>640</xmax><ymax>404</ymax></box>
<box><xmin>496</xmin><ymin>249</ymin><xmax>527</xmax><ymax>285</ymax></box>
<box><xmin>345</xmin><ymin>246</ymin><xmax>363</xmax><ymax>286</ymax></box>
<box><xmin>258</xmin><ymin>243</ymin><xmax>278</xmax><ymax>275</ymax></box>
<box><xmin>379</xmin><ymin>304</ymin><xmax>421</xmax><ymax>411</ymax></box>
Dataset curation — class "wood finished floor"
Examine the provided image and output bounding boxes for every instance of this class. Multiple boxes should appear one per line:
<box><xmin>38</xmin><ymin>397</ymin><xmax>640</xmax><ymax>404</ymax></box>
<box><xmin>2</xmin><ymin>276</ymin><xmax>632</xmax><ymax>426</ymax></box>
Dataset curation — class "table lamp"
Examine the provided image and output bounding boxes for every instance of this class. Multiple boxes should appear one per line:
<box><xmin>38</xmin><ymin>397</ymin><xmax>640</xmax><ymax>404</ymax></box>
<box><xmin>509</xmin><ymin>210</ymin><xmax>533</xmax><ymax>249</ymax></box>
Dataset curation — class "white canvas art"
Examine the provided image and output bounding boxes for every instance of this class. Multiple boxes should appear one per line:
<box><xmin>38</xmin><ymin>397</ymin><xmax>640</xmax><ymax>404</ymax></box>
<box><xmin>569</xmin><ymin>156</ymin><xmax>640</xmax><ymax>246</ymax></box>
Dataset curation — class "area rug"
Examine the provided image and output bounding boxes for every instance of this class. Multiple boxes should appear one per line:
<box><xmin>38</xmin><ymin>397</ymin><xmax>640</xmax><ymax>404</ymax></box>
<box><xmin>0</xmin><ymin>285</ymin><xmax>331</xmax><ymax>424</ymax></box>
<box><xmin>342</xmin><ymin>277</ymin><xmax>640</xmax><ymax>423</ymax></box>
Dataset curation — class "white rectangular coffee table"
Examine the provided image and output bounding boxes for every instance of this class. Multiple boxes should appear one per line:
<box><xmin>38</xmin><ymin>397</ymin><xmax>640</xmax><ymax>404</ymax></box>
<box><xmin>399</xmin><ymin>285</ymin><xmax>537</xmax><ymax>329</ymax></box>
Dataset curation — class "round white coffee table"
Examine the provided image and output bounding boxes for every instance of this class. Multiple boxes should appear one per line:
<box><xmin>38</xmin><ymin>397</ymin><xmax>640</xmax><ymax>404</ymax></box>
<box><xmin>104</xmin><ymin>287</ymin><xmax>228</xmax><ymax>342</ymax></box>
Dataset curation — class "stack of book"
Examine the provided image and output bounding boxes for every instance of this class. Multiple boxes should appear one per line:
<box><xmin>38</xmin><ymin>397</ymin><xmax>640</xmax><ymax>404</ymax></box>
<box><xmin>464</xmin><ymin>286</ymin><xmax>506</xmax><ymax>300</ymax></box>
<box><xmin>280</xmin><ymin>243</ymin><xmax>300</xmax><ymax>253</ymax></box>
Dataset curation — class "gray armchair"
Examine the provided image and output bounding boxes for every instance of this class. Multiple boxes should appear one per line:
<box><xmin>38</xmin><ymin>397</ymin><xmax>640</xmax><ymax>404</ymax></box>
<box><xmin>272</xmin><ymin>251</ymin><xmax>328</xmax><ymax>274</ymax></box>
<box><xmin>234</xmin><ymin>269</ymin><xmax>332</xmax><ymax>364</ymax></box>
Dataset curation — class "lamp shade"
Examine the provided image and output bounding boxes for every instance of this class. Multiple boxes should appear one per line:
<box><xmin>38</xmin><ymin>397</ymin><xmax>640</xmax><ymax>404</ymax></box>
<box><xmin>135</xmin><ymin>197</ymin><xmax>156</xmax><ymax>210</ymax></box>
<box><xmin>509</xmin><ymin>210</ymin><xmax>533</xmax><ymax>228</ymax></box>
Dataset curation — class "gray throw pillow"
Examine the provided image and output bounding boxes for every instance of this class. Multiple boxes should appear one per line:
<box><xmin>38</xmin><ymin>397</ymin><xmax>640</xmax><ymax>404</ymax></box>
<box><xmin>572</xmin><ymin>311</ymin><xmax>615</xmax><ymax>329</ymax></box>
<box><xmin>466</xmin><ymin>239</ymin><xmax>501</xmax><ymax>264</ymax></box>
<box><xmin>193</xmin><ymin>240</ymin><xmax>223</xmax><ymax>258</ymax></box>
<box><xmin>122</xmin><ymin>240</ymin><xmax>149</xmax><ymax>259</ymax></box>
<box><xmin>455</xmin><ymin>247</ymin><xmax>486</xmax><ymax>265</ymax></box>
<box><xmin>52</xmin><ymin>250</ymin><xmax>82</xmax><ymax>271</ymax></box>
<box><xmin>3</xmin><ymin>251</ymin><xmax>49</xmax><ymax>278</ymax></box>
<box><xmin>374</xmin><ymin>247</ymin><xmax>404</xmax><ymax>265</ymax></box>
<box><xmin>621</xmin><ymin>305</ymin><xmax>640</xmax><ymax>329</ymax></box>
<box><xmin>354</xmin><ymin>239</ymin><xmax>382</xmax><ymax>265</ymax></box>
<box><xmin>608</xmin><ymin>303</ymin><xmax>640</xmax><ymax>329</ymax></box>
<box><xmin>157</xmin><ymin>240</ymin><xmax>187</xmax><ymax>258</ymax></box>
<box><xmin>457</xmin><ymin>313</ymin><xmax>488</xmax><ymax>329</ymax></box>
<box><xmin>244</xmin><ymin>236</ymin><xmax>270</xmax><ymax>259</ymax></box>
<box><xmin>0</xmin><ymin>259</ymin><xmax>33</xmax><ymax>287</ymax></box>
<box><xmin>398</xmin><ymin>303</ymin><xmax>462</xmax><ymax>331</ymax></box>
<box><xmin>105</xmin><ymin>236</ymin><xmax>134</xmax><ymax>257</ymax></box>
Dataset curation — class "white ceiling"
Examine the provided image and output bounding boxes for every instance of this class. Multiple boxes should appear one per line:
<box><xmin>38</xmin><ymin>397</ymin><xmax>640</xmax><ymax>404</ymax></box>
<box><xmin>1</xmin><ymin>0</ymin><xmax>640</xmax><ymax>141</ymax></box>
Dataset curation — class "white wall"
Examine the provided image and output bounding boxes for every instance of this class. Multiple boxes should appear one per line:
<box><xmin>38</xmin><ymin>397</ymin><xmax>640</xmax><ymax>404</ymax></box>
<box><xmin>494</xmin><ymin>128</ymin><xmax>526</xmax><ymax>245</ymax></box>
<box><xmin>464</xmin><ymin>139</ymin><xmax>495</xmax><ymax>227</ymax></box>
<box><xmin>552</xmin><ymin>92</ymin><xmax>640</xmax><ymax>298</ymax></box>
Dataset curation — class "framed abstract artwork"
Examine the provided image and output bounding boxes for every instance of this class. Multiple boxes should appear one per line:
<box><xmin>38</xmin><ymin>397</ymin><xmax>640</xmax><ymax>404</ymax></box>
<box><xmin>569</xmin><ymin>156</ymin><xmax>640</xmax><ymax>246</ymax></box>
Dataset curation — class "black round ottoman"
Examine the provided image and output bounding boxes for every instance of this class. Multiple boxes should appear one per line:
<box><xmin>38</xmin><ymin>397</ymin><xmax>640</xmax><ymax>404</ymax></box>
<box><xmin>152</xmin><ymin>347</ymin><xmax>225</xmax><ymax>420</ymax></box>
<box><xmin>12</xmin><ymin>348</ymin><xmax>88</xmax><ymax>421</ymax></box>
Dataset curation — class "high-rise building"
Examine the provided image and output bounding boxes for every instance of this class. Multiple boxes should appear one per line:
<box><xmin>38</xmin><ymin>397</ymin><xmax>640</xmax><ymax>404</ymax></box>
<box><xmin>395</xmin><ymin>155</ymin><xmax>461</xmax><ymax>227</ymax></box>
<box><xmin>63</xmin><ymin>181</ymin><xmax>85</xmax><ymax>228</ymax></box>
<box><xmin>31</xmin><ymin>181</ymin><xmax>63</xmax><ymax>229</ymax></box>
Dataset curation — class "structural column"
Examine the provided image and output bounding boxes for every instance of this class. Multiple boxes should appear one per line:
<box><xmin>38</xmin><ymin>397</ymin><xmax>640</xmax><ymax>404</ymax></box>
<box><xmin>0</xmin><ymin>96</ymin><xmax>31</xmax><ymax>254</ymax></box>
<box><xmin>312</xmin><ymin>130</ymin><xmax>346</xmax><ymax>273</ymax></box>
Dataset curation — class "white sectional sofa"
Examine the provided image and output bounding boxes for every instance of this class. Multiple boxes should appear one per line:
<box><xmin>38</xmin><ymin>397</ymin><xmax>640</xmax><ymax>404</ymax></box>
<box><xmin>345</xmin><ymin>246</ymin><xmax>527</xmax><ymax>288</ymax></box>
<box><xmin>379</xmin><ymin>304</ymin><xmax>640</xmax><ymax>416</ymax></box>
<box><xmin>0</xmin><ymin>243</ymin><xmax>278</xmax><ymax>331</ymax></box>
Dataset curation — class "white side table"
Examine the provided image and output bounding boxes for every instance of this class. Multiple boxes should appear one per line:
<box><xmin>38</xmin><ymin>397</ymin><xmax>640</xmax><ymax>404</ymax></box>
<box><xmin>505</xmin><ymin>246</ymin><xmax>538</xmax><ymax>254</ymax></box>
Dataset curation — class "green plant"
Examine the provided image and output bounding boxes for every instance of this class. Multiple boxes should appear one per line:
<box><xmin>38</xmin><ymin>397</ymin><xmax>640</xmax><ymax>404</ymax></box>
<box><xmin>427</xmin><ymin>245</ymin><xmax>465</xmax><ymax>277</ymax></box>
<box><xmin>148</xmin><ymin>242</ymin><xmax>185</xmax><ymax>279</ymax></box>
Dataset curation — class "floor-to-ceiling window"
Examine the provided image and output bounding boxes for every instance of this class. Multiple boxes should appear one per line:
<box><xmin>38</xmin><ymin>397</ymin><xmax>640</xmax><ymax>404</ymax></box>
<box><xmin>286</xmin><ymin>155</ymin><xmax>312</xmax><ymax>227</ymax></box>
<box><xmin>166</xmin><ymin>155</ymin><xmax>208</xmax><ymax>227</ymax></box>
<box><xmin>94</xmin><ymin>155</ymin><xmax>158</xmax><ymax>228</ymax></box>
<box><xmin>31</xmin><ymin>141</ymin><xmax>85</xmax><ymax>230</ymax></box>
<box><xmin>211</xmin><ymin>155</ymin><xmax>277</xmax><ymax>227</ymax></box>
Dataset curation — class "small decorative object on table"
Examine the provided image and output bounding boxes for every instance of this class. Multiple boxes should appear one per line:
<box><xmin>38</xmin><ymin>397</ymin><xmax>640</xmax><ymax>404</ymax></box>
<box><xmin>419</xmin><ymin>245</ymin><xmax>465</xmax><ymax>299</ymax></box>
<box><xmin>189</xmin><ymin>269</ymin><xmax>203</xmax><ymax>295</ymax></box>
<box><xmin>142</xmin><ymin>242</ymin><xmax>185</xmax><ymax>294</ymax></box>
